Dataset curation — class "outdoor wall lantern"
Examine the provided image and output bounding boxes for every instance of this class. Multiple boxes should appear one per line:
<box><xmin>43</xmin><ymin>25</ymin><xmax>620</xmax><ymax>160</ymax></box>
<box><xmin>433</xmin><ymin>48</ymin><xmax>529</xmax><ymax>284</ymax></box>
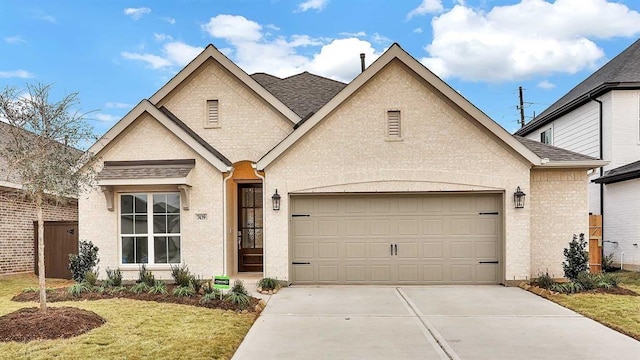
<box><xmin>514</xmin><ymin>187</ymin><xmax>526</xmax><ymax>209</ymax></box>
<box><xmin>272</xmin><ymin>189</ymin><xmax>281</xmax><ymax>211</ymax></box>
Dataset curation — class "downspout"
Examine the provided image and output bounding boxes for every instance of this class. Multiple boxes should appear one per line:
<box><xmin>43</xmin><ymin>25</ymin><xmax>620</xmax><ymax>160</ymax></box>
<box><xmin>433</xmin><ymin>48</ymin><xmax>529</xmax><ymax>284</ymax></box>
<box><xmin>222</xmin><ymin>167</ymin><xmax>235</xmax><ymax>276</ymax></box>
<box><xmin>251</xmin><ymin>163</ymin><xmax>267</xmax><ymax>276</ymax></box>
<box><xmin>590</xmin><ymin>95</ymin><xmax>604</xmax><ymax>266</ymax></box>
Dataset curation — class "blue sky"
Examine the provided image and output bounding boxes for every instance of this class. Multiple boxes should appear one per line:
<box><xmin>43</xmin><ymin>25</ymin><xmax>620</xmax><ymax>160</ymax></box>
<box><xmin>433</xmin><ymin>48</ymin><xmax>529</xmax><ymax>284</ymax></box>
<box><xmin>2</xmin><ymin>0</ymin><xmax>640</xmax><ymax>138</ymax></box>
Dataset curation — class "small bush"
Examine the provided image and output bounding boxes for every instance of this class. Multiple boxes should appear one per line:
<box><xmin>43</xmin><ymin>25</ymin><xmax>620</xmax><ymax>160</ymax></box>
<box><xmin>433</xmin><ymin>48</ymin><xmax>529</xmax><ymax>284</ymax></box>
<box><xmin>173</xmin><ymin>285</ymin><xmax>195</xmax><ymax>297</ymax></box>
<box><xmin>257</xmin><ymin>277</ymin><xmax>279</xmax><ymax>291</ymax></box>
<box><xmin>105</xmin><ymin>268</ymin><xmax>123</xmax><ymax>287</ymax></box>
<box><xmin>551</xmin><ymin>281</ymin><xmax>585</xmax><ymax>294</ymax></box>
<box><xmin>93</xmin><ymin>286</ymin><xmax>106</xmax><ymax>294</ymax></box>
<box><xmin>68</xmin><ymin>240</ymin><xmax>100</xmax><ymax>282</ymax></box>
<box><xmin>200</xmin><ymin>289</ymin><xmax>222</xmax><ymax>304</ymax></box>
<box><xmin>130</xmin><ymin>282</ymin><xmax>151</xmax><ymax>294</ymax></box>
<box><xmin>68</xmin><ymin>282</ymin><xmax>90</xmax><ymax>297</ymax></box>
<box><xmin>533</xmin><ymin>271</ymin><xmax>555</xmax><ymax>289</ymax></box>
<box><xmin>562</xmin><ymin>233</ymin><xmax>589</xmax><ymax>280</ymax></box>
<box><xmin>225</xmin><ymin>291</ymin><xmax>250</xmax><ymax>308</ymax></box>
<box><xmin>108</xmin><ymin>286</ymin><xmax>127</xmax><ymax>295</ymax></box>
<box><xmin>22</xmin><ymin>287</ymin><xmax>54</xmax><ymax>293</ymax></box>
<box><xmin>138</xmin><ymin>264</ymin><xmax>155</xmax><ymax>287</ymax></box>
<box><xmin>602</xmin><ymin>253</ymin><xmax>617</xmax><ymax>272</ymax></box>
<box><xmin>84</xmin><ymin>269</ymin><xmax>99</xmax><ymax>287</ymax></box>
<box><xmin>202</xmin><ymin>281</ymin><xmax>216</xmax><ymax>295</ymax></box>
<box><xmin>170</xmin><ymin>264</ymin><xmax>192</xmax><ymax>287</ymax></box>
<box><xmin>229</xmin><ymin>279</ymin><xmax>249</xmax><ymax>296</ymax></box>
<box><xmin>148</xmin><ymin>280</ymin><xmax>168</xmax><ymax>295</ymax></box>
<box><xmin>190</xmin><ymin>275</ymin><xmax>205</xmax><ymax>294</ymax></box>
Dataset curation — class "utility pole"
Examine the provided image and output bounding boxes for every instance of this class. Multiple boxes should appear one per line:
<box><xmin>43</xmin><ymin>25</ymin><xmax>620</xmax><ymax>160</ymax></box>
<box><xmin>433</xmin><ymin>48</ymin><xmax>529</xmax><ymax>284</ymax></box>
<box><xmin>518</xmin><ymin>86</ymin><xmax>525</xmax><ymax>128</ymax></box>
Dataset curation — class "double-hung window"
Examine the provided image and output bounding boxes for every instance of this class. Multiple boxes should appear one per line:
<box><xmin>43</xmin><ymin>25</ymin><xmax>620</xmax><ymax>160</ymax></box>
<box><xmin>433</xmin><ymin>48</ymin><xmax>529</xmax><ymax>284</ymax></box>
<box><xmin>540</xmin><ymin>128</ymin><xmax>552</xmax><ymax>145</ymax></box>
<box><xmin>120</xmin><ymin>193</ymin><xmax>181</xmax><ymax>264</ymax></box>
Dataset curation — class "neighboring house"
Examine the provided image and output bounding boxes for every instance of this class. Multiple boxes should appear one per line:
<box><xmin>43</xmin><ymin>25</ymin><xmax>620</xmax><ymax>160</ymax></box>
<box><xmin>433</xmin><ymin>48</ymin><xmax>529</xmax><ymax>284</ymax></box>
<box><xmin>80</xmin><ymin>43</ymin><xmax>604</xmax><ymax>285</ymax></box>
<box><xmin>515</xmin><ymin>39</ymin><xmax>640</xmax><ymax>270</ymax></box>
<box><xmin>0</xmin><ymin>122</ymin><xmax>78</xmax><ymax>275</ymax></box>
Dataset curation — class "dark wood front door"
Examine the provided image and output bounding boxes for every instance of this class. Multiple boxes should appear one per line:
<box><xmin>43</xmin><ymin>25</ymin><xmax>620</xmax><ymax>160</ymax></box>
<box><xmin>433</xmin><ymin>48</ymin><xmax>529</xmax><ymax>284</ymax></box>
<box><xmin>34</xmin><ymin>221</ymin><xmax>79</xmax><ymax>279</ymax></box>
<box><xmin>238</xmin><ymin>184</ymin><xmax>263</xmax><ymax>272</ymax></box>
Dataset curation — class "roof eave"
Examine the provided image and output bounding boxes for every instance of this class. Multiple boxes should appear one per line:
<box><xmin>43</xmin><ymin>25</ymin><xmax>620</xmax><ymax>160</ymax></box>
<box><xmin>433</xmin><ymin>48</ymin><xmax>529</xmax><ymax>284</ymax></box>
<box><xmin>534</xmin><ymin>160</ymin><xmax>609</xmax><ymax>169</ymax></box>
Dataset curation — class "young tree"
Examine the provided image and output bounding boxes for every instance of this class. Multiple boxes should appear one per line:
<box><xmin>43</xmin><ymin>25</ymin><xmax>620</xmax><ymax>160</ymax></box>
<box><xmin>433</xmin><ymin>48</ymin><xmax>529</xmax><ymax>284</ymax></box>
<box><xmin>0</xmin><ymin>83</ymin><xmax>96</xmax><ymax>313</ymax></box>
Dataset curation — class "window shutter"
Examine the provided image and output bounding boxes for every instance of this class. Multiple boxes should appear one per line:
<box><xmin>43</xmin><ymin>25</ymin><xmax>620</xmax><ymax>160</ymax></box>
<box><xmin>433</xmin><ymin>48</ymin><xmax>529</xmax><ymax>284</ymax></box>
<box><xmin>206</xmin><ymin>100</ymin><xmax>219</xmax><ymax>127</ymax></box>
<box><xmin>387</xmin><ymin>110</ymin><xmax>401</xmax><ymax>138</ymax></box>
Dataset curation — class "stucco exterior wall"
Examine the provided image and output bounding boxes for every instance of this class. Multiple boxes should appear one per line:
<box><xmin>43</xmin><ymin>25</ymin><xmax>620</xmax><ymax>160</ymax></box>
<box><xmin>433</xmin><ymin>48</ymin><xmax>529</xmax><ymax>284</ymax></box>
<box><xmin>160</xmin><ymin>60</ymin><xmax>293</xmax><ymax>163</ymax></box>
<box><xmin>79</xmin><ymin>114</ymin><xmax>224</xmax><ymax>281</ymax></box>
<box><xmin>530</xmin><ymin>169</ymin><xmax>589</xmax><ymax>278</ymax></box>
<box><xmin>603</xmin><ymin>180</ymin><xmax>640</xmax><ymax>270</ymax></box>
<box><xmin>264</xmin><ymin>61</ymin><xmax>533</xmax><ymax>282</ymax></box>
<box><xmin>0</xmin><ymin>189</ymin><xmax>77</xmax><ymax>275</ymax></box>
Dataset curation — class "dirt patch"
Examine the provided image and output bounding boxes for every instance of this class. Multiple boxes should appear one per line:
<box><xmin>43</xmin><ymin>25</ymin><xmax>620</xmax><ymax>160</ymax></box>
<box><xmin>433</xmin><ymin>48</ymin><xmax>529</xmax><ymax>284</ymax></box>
<box><xmin>12</xmin><ymin>285</ymin><xmax>260</xmax><ymax>312</ymax></box>
<box><xmin>590</xmin><ymin>287</ymin><xmax>639</xmax><ymax>296</ymax></box>
<box><xmin>0</xmin><ymin>307</ymin><xmax>105</xmax><ymax>342</ymax></box>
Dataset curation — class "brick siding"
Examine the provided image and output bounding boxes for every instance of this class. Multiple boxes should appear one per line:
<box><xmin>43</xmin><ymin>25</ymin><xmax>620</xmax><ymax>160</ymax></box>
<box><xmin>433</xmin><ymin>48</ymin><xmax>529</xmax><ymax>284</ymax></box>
<box><xmin>0</xmin><ymin>188</ymin><xmax>78</xmax><ymax>275</ymax></box>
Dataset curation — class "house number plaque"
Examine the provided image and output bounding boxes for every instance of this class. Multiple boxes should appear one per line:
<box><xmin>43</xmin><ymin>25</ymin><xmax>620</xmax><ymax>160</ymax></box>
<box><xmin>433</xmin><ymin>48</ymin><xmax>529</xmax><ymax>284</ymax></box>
<box><xmin>196</xmin><ymin>213</ymin><xmax>207</xmax><ymax>220</ymax></box>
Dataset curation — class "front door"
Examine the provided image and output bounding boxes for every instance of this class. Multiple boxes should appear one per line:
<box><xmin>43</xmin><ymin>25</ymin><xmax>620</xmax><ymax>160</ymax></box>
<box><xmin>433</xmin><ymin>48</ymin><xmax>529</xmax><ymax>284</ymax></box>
<box><xmin>238</xmin><ymin>183</ymin><xmax>263</xmax><ymax>272</ymax></box>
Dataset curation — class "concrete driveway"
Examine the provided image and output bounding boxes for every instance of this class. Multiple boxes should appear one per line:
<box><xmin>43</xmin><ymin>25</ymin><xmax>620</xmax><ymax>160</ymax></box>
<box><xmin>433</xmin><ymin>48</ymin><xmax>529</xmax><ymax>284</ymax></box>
<box><xmin>233</xmin><ymin>286</ymin><xmax>640</xmax><ymax>360</ymax></box>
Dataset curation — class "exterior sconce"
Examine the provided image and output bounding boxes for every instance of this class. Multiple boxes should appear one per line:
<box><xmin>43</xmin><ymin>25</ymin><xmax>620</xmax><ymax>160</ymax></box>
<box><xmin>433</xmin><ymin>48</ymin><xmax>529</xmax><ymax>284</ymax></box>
<box><xmin>514</xmin><ymin>187</ymin><xmax>526</xmax><ymax>209</ymax></box>
<box><xmin>272</xmin><ymin>189</ymin><xmax>281</xmax><ymax>211</ymax></box>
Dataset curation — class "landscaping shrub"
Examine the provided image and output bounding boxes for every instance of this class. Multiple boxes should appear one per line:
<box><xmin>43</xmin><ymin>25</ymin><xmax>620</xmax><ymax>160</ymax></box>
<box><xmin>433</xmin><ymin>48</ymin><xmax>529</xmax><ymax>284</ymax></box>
<box><xmin>170</xmin><ymin>264</ymin><xmax>192</xmax><ymax>287</ymax></box>
<box><xmin>533</xmin><ymin>271</ymin><xmax>555</xmax><ymax>289</ymax></box>
<box><xmin>562</xmin><ymin>233</ymin><xmax>589</xmax><ymax>280</ymax></box>
<box><xmin>173</xmin><ymin>286</ymin><xmax>195</xmax><ymax>297</ymax></box>
<box><xmin>84</xmin><ymin>269</ymin><xmax>99</xmax><ymax>287</ymax></box>
<box><xmin>148</xmin><ymin>280</ymin><xmax>168</xmax><ymax>295</ymax></box>
<box><xmin>68</xmin><ymin>282</ymin><xmax>90</xmax><ymax>297</ymax></box>
<box><xmin>551</xmin><ymin>281</ymin><xmax>584</xmax><ymax>294</ymax></box>
<box><xmin>105</xmin><ymin>268</ymin><xmax>123</xmax><ymax>287</ymax></box>
<box><xmin>68</xmin><ymin>240</ymin><xmax>100</xmax><ymax>282</ymax></box>
<box><xmin>190</xmin><ymin>275</ymin><xmax>205</xmax><ymax>294</ymax></box>
<box><xmin>200</xmin><ymin>289</ymin><xmax>222</xmax><ymax>304</ymax></box>
<box><xmin>225</xmin><ymin>279</ymin><xmax>250</xmax><ymax>308</ymax></box>
<box><xmin>257</xmin><ymin>277</ymin><xmax>279</xmax><ymax>291</ymax></box>
<box><xmin>130</xmin><ymin>282</ymin><xmax>151</xmax><ymax>294</ymax></box>
<box><xmin>602</xmin><ymin>253</ymin><xmax>617</xmax><ymax>272</ymax></box>
<box><xmin>138</xmin><ymin>264</ymin><xmax>155</xmax><ymax>287</ymax></box>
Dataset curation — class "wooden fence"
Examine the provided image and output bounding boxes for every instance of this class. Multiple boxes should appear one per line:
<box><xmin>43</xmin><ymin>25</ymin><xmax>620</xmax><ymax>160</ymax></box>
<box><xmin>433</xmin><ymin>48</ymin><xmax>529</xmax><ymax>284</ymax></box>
<box><xmin>589</xmin><ymin>215</ymin><xmax>602</xmax><ymax>273</ymax></box>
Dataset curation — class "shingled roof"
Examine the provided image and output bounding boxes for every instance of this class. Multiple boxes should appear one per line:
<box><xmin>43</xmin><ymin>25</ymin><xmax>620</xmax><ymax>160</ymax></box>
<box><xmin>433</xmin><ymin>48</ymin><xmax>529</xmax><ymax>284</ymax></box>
<box><xmin>516</xmin><ymin>38</ymin><xmax>640</xmax><ymax>136</ymax></box>
<box><xmin>514</xmin><ymin>136</ymin><xmax>599</xmax><ymax>162</ymax></box>
<box><xmin>250</xmin><ymin>71</ymin><xmax>347</xmax><ymax>118</ymax></box>
<box><xmin>593</xmin><ymin>160</ymin><xmax>640</xmax><ymax>184</ymax></box>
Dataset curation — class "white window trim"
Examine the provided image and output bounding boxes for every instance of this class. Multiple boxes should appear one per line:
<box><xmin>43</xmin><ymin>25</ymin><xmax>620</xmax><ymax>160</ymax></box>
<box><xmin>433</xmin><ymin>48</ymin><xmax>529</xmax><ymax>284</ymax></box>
<box><xmin>204</xmin><ymin>99</ymin><xmax>220</xmax><ymax>129</ymax></box>
<box><xmin>118</xmin><ymin>192</ymin><xmax>182</xmax><ymax>268</ymax></box>
<box><xmin>540</xmin><ymin>127</ymin><xmax>553</xmax><ymax>145</ymax></box>
<box><xmin>385</xmin><ymin>109</ymin><xmax>403</xmax><ymax>142</ymax></box>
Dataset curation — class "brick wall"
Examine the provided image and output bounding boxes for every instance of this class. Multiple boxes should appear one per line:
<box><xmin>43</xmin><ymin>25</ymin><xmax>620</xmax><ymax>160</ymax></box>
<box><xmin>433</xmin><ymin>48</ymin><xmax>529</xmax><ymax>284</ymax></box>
<box><xmin>0</xmin><ymin>188</ymin><xmax>78</xmax><ymax>275</ymax></box>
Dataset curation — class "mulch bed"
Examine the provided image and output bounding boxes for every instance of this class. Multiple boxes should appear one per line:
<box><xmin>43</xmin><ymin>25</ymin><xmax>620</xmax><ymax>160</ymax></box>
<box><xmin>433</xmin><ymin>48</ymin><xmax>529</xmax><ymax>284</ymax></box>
<box><xmin>12</xmin><ymin>285</ymin><xmax>261</xmax><ymax>312</ymax></box>
<box><xmin>590</xmin><ymin>287</ymin><xmax>638</xmax><ymax>296</ymax></box>
<box><xmin>0</xmin><ymin>307</ymin><xmax>105</xmax><ymax>342</ymax></box>
<box><xmin>3</xmin><ymin>284</ymin><xmax>261</xmax><ymax>343</ymax></box>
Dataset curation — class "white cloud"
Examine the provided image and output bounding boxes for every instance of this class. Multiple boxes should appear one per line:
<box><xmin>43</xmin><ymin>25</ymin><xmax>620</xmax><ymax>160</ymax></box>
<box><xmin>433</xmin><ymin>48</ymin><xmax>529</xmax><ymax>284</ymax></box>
<box><xmin>265</xmin><ymin>24</ymin><xmax>281</xmax><ymax>31</ymax></box>
<box><xmin>340</xmin><ymin>31</ymin><xmax>366</xmax><ymax>37</ymax></box>
<box><xmin>413</xmin><ymin>27</ymin><xmax>423</xmax><ymax>34</ymax></box>
<box><xmin>105</xmin><ymin>102</ymin><xmax>132</xmax><ymax>109</ymax></box>
<box><xmin>537</xmin><ymin>80</ymin><xmax>556</xmax><ymax>89</ymax></box>
<box><xmin>372</xmin><ymin>33</ymin><xmax>391</xmax><ymax>45</ymax></box>
<box><xmin>296</xmin><ymin>0</ymin><xmax>329</xmax><ymax>12</ymax></box>
<box><xmin>91</xmin><ymin>113</ymin><xmax>120</xmax><ymax>122</ymax></box>
<box><xmin>421</xmin><ymin>0</ymin><xmax>640</xmax><ymax>82</ymax></box>
<box><xmin>162</xmin><ymin>17</ymin><xmax>176</xmax><ymax>24</ymax></box>
<box><xmin>4</xmin><ymin>36</ymin><xmax>26</xmax><ymax>44</ymax></box>
<box><xmin>36</xmin><ymin>14</ymin><xmax>57</xmax><ymax>24</ymax></box>
<box><xmin>121</xmin><ymin>41</ymin><xmax>203</xmax><ymax>69</ymax></box>
<box><xmin>307</xmin><ymin>38</ymin><xmax>383</xmax><ymax>81</ymax></box>
<box><xmin>124</xmin><ymin>7</ymin><xmax>151</xmax><ymax>20</ymax></box>
<box><xmin>0</xmin><ymin>70</ymin><xmax>34</xmax><ymax>78</ymax></box>
<box><xmin>202</xmin><ymin>15</ymin><xmax>262</xmax><ymax>43</ymax></box>
<box><xmin>153</xmin><ymin>33</ymin><xmax>173</xmax><ymax>42</ymax></box>
<box><xmin>407</xmin><ymin>0</ymin><xmax>443</xmax><ymax>19</ymax></box>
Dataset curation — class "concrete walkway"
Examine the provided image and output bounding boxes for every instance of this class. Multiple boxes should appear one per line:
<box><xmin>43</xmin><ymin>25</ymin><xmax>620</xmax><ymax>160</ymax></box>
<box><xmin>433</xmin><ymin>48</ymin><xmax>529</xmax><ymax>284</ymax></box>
<box><xmin>232</xmin><ymin>286</ymin><xmax>640</xmax><ymax>360</ymax></box>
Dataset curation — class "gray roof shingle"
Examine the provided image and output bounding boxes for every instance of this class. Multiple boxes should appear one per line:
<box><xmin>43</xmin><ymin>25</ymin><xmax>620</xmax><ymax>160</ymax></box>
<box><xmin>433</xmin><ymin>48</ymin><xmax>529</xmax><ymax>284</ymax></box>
<box><xmin>516</xmin><ymin>39</ymin><xmax>640</xmax><ymax>136</ymax></box>
<box><xmin>96</xmin><ymin>159</ymin><xmax>195</xmax><ymax>180</ymax></box>
<box><xmin>593</xmin><ymin>160</ymin><xmax>640</xmax><ymax>184</ymax></box>
<box><xmin>514</xmin><ymin>136</ymin><xmax>599</xmax><ymax>162</ymax></box>
<box><xmin>250</xmin><ymin>71</ymin><xmax>347</xmax><ymax>118</ymax></box>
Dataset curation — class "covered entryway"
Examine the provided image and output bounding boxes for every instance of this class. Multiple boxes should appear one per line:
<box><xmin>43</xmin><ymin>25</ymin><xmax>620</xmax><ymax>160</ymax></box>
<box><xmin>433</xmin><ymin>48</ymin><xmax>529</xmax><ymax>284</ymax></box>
<box><xmin>290</xmin><ymin>193</ymin><xmax>502</xmax><ymax>284</ymax></box>
<box><xmin>34</xmin><ymin>221</ymin><xmax>79</xmax><ymax>279</ymax></box>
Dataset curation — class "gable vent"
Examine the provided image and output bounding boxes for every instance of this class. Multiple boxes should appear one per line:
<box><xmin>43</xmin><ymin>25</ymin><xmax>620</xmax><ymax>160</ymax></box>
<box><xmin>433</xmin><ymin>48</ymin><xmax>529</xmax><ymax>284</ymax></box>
<box><xmin>206</xmin><ymin>100</ymin><xmax>219</xmax><ymax>128</ymax></box>
<box><xmin>387</xmin><ymin>110</ymin><xmax>401</xmax><ymax>138</ymax></box>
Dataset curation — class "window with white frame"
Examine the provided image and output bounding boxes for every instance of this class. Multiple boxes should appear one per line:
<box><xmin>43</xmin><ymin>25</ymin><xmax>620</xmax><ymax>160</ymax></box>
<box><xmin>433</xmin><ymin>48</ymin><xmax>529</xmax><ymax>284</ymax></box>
<box><xmin>540</xmin><ymin>128</ymin><xmax>552</xmax><ymax>145</ymax></box>
<box><xmin>120</xmin><ymin>193</ymin><xmax>181</xmax><ymax>264</ymax></box>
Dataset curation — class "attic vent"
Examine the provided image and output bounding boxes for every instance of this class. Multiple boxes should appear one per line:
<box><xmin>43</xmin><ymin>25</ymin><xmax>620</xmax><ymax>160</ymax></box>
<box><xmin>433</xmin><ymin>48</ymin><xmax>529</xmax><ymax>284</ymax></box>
<box><xmin>205</xmin><ymin>100</ymin><xmax>219</xmax><ymax>128</ymax></box>
<box><xmin>387</xmin><ymin>110</ymin><xmax>401</xmax><ymax>139</ymax></box>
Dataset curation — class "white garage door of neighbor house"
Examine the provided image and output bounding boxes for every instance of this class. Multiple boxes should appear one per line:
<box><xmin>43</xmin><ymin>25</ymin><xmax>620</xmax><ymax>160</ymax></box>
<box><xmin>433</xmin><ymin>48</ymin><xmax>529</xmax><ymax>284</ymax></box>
<box><xmin>291</xmin><ymin>194</ymin><xmax>502</xmax><ymax>285</ymax></box>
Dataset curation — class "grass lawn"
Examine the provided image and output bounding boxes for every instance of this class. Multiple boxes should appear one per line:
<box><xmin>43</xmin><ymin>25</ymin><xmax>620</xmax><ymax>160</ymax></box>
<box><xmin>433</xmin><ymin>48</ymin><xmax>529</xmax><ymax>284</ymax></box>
<box><xmin>549</xmin><ymin>271</ymin><xmax>640</xmax><ymax>341</ymax></box>
<box><xmin>0</xmin><ymin>274</ymin><xmax>256</xmax><ymax>359</ymax></box>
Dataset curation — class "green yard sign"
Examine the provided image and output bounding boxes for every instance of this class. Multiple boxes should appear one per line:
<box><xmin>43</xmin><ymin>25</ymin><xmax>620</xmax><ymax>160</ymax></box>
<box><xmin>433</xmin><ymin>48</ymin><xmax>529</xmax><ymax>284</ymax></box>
<box><xmin>213</xmin><ymin>275</ymin><xmax>230</xmax><ymax>290</ymax></box>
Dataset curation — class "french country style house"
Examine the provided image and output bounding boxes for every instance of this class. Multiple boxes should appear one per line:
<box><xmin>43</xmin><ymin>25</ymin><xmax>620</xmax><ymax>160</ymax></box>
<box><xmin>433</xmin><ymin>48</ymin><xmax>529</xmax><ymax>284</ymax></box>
<box><xmin>80</xmin><ymin>43</ymin><xmax>605</xmax><ymax>284</ymax></box>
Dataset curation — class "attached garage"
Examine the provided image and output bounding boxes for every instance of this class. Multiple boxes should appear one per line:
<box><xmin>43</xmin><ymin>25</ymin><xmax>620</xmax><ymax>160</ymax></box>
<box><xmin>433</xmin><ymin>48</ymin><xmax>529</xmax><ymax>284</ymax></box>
<box><xmin>290</xmin><ymin>193</ymin><xmax>502</xmax><ymax>285</ymax></box>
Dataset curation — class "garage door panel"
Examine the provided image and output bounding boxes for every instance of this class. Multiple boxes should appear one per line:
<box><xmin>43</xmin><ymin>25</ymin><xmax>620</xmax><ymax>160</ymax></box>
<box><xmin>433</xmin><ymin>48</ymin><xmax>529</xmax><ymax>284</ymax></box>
<box><xmin>291</xmin><ymin>194</ymin><xmax>501</xmax><ymax>285</ymax></box>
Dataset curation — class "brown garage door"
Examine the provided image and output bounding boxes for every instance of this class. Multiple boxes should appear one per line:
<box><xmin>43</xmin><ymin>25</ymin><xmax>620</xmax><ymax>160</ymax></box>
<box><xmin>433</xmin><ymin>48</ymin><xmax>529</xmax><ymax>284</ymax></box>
<box><xmin>291</xmin><ymin>194</ymin><xmax>502</xmax><ymax>285</ymax></box>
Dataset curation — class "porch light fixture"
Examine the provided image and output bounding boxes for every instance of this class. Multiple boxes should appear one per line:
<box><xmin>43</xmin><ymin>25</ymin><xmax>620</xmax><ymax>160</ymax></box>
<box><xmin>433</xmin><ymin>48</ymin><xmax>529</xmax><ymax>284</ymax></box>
<box><xmin>514</xmin><ymin>187</ymin><xmax>526</xmax><ymax>209</ymax></box>
<box><xmin>271</xmin><ymin>189</ymin><xmax>281</xmax><ymax>211</ymax></box>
